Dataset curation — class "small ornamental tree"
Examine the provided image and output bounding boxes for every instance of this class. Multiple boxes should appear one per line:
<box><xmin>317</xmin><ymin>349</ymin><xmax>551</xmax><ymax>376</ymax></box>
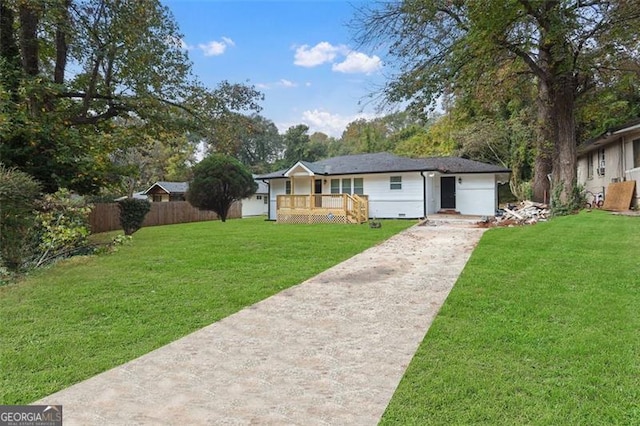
<box><xmin>118</xmin><ymin>198</ymin><xmax>151</xmax><ymax>235</ymax></box>
<box><xmin>187</xmin><ymin>154</ymin><xmax>257</xmax><ymax>222</ymax></box>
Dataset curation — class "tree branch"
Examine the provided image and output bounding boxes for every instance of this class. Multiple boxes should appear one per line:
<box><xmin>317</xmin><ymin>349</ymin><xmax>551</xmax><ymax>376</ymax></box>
<box><xmin>435</xmin><ymin>7</ymin><xmax>468</xmax><ymax>32</ymax></box>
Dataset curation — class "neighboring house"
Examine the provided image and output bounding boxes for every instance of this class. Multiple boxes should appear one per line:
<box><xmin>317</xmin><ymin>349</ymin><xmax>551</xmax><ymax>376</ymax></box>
<box><xmin>242</xmin><ymin>177</ymin><xmax>269</xmax><ymax>217</ymax></box>
<box><xmin>114</xmin><ymin>191</ymin><xmax>149</xmax><ymax>202</ymax></box>
<box><xmin>577</xmin><ymin>118</ymin><xmax>640</xmax><ymax>208</ymax></box>
<box><xmin>143</xmin><ymin>181</ymin><xmax>189</xmax><ymax>202</ymax></box>
<box><xmin>257</xmin><ymin>152</ymin><xmax>511</xmax><ymax>223</ymax></box>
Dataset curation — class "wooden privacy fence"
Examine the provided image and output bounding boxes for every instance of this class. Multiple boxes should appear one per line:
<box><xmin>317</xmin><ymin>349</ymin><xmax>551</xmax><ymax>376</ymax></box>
<box><xmin>89</xmin><ymin>201</ymin><xmax>241</xmax><ymax>234</ymax></box>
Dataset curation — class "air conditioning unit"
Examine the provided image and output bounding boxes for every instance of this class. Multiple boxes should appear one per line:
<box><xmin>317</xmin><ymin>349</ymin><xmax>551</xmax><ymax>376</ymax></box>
<box><xmin>597</xmin><ymin>167</ymin><xmax>605</xmax><ymax>176</ymax></box>
<box><xmin>611</xmin><ymin>177</ymin><xmax>620</xmax><ymax>183</ymax></box>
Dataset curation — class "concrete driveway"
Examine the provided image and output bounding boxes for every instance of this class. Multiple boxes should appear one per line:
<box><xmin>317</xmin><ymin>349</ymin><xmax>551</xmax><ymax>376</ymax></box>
<box><xmin>38</xmin><ymin>221</ymin><xmax>486</xmax><ymax>425</ymax></box>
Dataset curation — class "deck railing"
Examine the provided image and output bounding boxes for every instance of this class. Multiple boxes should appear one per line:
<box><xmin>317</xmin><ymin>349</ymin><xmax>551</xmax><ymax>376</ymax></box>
<box><xmin>276</xmin><ymin>194</ymin><xmax>369</xmax><ymax>224</ymax></box>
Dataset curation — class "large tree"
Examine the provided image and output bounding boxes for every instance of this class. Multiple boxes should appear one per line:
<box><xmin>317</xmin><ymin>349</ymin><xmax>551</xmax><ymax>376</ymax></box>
<box><xmin>201</xmin><ymin>113</ymin><xmax>285</xmax><ymax>173</ymax></box>
<box><xmin>0</xmin><ymin>0</ymin><xmax>262</xmax><ymax>193</ymax></box>
<box><xmin>282</xmin><ymin>124</ymin><xmax>311</xmax><ymax>163</ymax></box>
<box><xmin>187</xmin><ymin>154</ymin><xmax>257</xmax><ymax>222</ymax></box>
<box><xmin>355</xmin><ymin>1</ymin><xmax>640</xmax><ymax>207</ymax></box>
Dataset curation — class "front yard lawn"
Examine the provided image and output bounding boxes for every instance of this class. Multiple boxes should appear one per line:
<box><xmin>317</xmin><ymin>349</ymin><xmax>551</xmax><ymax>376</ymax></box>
<box><xmin>381</xmin><ymin>211</ymin><xmax>640</xmax><ymax>425</ymax></box>
<box><xmin>0</xmin><ymin>218</ymin><xmax>413</xmax><ymax>404</ymax></box>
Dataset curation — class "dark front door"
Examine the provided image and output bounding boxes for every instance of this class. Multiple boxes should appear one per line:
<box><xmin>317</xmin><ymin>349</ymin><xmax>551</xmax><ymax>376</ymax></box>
<box><xmin>441</xmin><ymin>176</ymin><xmax>456</xmax><ymax>209</ymax></box>
<box><xmin>314</xmin><ymin>179</ymin><xmax>322</xmax><ymax>207</ymax></box>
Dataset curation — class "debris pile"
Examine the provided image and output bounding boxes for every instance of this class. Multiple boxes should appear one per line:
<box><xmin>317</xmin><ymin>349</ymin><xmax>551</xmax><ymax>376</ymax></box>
<box><xmin>492</xmin><ymin>201</ymin><xmax>551</xmax><ymax>226</ymax></box>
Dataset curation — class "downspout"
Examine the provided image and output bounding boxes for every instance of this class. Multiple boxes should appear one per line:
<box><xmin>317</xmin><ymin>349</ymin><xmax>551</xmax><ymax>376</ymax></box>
<box><xmin>420</xmin><ymin>171</ymin><xmax>427</xmax><ymax>218</ymax></box>
<box><xmin>262</xmin><ymin>179</ymin><xmax>272</xmax><ymax>221</ymax></box>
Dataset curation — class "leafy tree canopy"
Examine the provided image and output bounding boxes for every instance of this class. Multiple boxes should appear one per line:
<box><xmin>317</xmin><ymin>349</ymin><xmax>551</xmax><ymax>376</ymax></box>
<box><xmin>187</xmin><ymin>154</ymin><xmax>257</xmax><ymax>222</ymax></box>
<box><xmin>0</xmin><ymin>0</ymin><xmax>262</xmax><ymax>194</ymax></box>
<box><xmin>355</xmin><ymin>0</ymin><xmax>640</xmax><ymax>207</ymax></box>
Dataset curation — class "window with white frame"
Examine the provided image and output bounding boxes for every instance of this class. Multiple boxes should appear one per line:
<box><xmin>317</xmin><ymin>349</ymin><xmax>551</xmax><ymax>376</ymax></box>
<box><xmin>328</xmin><ymin>177</ymin><xmax>365</xmax><ymax>194</ymax></box>
<box><xmin>285</xmin><ymin>180</ymin><xmax>291</xmax><ymax>195</ymax></box>
<box><xmin>390</xmin><ymin>176</ymin><xmax>402</xmax><ymax>190</ymax></box>
<box><xmin>353</xmin><ymin>178</ymin><xmax>364</xmax><ymax>195</ymax></box>
<box><xmin>587</xmin><ymin>152</ymin><xmax>594</xmax><ymax>179</ymax></box>
<box><xmin>330</xmin><ymin>179</ymin><xmax>340</xmax><ymax>194</ymax></box>
<box><xmin>342</xmin><ymin>178</ymin><xmax>351</xmax><ymax>194</ymax></box>
<box><xmin>597</xmin><ymin>148</ymin><xmax>605</xmax><ymax>176</ymax></box>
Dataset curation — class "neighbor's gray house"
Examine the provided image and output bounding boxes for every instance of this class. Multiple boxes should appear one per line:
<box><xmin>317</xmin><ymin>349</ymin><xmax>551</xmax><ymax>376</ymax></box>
<box><xmin>257</xmin><ymin>152</ymin><xmax>510</xmax><ymax>224</ymax></box>
<box><xmin>577</xmin><ymin>118</ymin><xmax>640</xmax><ymax>207</ymax></box>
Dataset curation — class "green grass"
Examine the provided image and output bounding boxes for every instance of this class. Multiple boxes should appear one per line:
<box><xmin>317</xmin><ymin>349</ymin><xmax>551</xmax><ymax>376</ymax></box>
<box><xmin>381</xmin><ymin>211</ymin><xmax>640</xmax><ymax>425</ymax></box>
<box><xmin>0</xmin><ymin>217</ymin><xmax>413</xmax><ymax>404</ymax></box>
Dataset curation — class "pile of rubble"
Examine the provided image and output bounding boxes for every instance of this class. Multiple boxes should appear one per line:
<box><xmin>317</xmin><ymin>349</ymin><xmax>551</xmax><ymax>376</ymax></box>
<box><xmin>487</xmin><ymin>201</ymin><xmax>551</xmax><ymax>226</ymax></box>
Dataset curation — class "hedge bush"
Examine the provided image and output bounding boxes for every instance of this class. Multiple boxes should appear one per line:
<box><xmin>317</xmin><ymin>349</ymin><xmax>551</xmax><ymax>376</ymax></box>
<box><xmin>118</xmin><ymin>198</ymin><xmax>151</xmax><ymax>235</ymax></box>
<box><xmin>0</xmin><ymin>165</ymin><xmax>41</xmax><ymax>271</ymax></box>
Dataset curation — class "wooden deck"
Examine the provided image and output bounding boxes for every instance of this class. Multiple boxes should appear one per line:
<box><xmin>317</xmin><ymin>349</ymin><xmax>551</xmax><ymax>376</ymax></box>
<box><xmin>276</xmin><ymin>194</ymin><xmax>369</xmax><ymax>224</ymax></box>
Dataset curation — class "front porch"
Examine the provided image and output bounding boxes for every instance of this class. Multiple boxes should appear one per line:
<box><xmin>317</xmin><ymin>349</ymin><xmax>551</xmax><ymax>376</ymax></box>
<box><xmin>276</xmin><ymin>194</ymin><xmax>369</xmax><ymax>224</ymax></box>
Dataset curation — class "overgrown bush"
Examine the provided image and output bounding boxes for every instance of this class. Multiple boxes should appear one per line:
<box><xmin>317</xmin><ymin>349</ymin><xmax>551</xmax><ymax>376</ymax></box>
<box><xmin>33</xmin><ymin>189</ymin><xmax>94</xmax><ymax>267</ymax></box>
<box><xmin>510</xmin><ymin>179</ymin><xmax>532</xmax><ymax>202</ymax></box>
<box><xmin>118</xmin><ymin>198</ymin><xmax>151</xmax><ymax>235</ymax></box>
<box><xmin>0</xmin><ymin>165</ymin><xmax>41</xmax><ymax>271</ymax></box>
<box><xmin>551</xmin><ymin>180</ymin><xmax>582</xmax><ymax>216</ymax></box>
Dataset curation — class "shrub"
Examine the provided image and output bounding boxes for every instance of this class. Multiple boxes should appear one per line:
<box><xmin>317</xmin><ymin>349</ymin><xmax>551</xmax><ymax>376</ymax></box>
<box><xmin>0</xmin><ymin>165</ymin><xmax>41</xmax><ymax>271</ymax></box>
<box><xmin>118</xmin><ymin>198</ymin><xmax>151</xmax><ymax>235</ymax></box>
<box><xmin>33</xmin><ymin>189</ymin><xmax>94</xmax><ymax>267</ymax></box>
<box><xmin>187</xmin><ymin>154</ymin><xmax>257</xmax><ymax>222</ymax></box>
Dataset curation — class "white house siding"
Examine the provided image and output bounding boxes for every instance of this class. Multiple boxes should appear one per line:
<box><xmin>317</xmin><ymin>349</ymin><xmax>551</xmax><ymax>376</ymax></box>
<box><xmin>268</xmin><ymin>180</ymin><xmax>286</xmax><ymax>220</ymax></box>
<box><xmin>454</xmin><ymin>174</ymin><xmax>497</xmax><ymax>216</ymax></box>
<box><xmin>425</xmin><ymin>173</ymin><xmax>437</xmax><ymax>215</ymax></box>
<box><xmin>242</xmin><ymin>194</ymin><xmax>268</xmax><ymax>217</ymax></box>
<box><xmin>360</xmin><ymin>173</ymin><xmax>424</xmax><ymax>219</ymax></box>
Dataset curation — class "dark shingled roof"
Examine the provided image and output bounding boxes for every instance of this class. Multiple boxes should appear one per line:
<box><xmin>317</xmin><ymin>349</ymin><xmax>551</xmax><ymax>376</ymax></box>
<box><xmin>257</xmin><ymin>153</ymin><xmax>510</xmax><ymax>179</ymax></box>
<box><xmin>143</xmin><ymin>181</ymin><xmax>189</xmax><ymax>195</ymax></box>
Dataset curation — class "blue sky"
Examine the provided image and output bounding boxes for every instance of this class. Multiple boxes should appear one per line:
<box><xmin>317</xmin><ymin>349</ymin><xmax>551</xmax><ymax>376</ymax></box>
<box><xmin>161</xmin><ymin>0</ymin><xmax>386</xmax><ymax>137</ymax></box>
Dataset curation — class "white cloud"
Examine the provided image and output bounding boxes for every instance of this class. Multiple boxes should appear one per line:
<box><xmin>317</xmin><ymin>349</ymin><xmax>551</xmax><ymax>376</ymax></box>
<box><xmin>198</xmin><ymin>37</ymin><xmax>235</xmax><ymax>56</ymax></box>
<box><xmin>278</xmin><ymin>79</ymin><xmax>297</xmax><ymax>88</ymax></box>
<box><xmin>256</xmin><ymin>79</ymin><xmax>300</xmax><ymax>90</ymax></box>
<box><xmin>299</xmin><ymin>109</ymin><xmax>378</xmax><ymax>138</ymax></box>
<box><xmin>293</xmin><ymin>42</ymin><xmax>348</xmax><ymax>67</ymax></box>
<box><xmin>221</xmin><ymin>37</ymin><xmax>235</xmax><ymax>47</ymax></box>
<box><xmin>332</xmin><ymin>52</ymin><xmax>382</xmax><ymax>75</ymax></box>
<box><xmin>293</xmin><ymin>42</ymin><xmax>382</xmax><ymax>75</ymax></box>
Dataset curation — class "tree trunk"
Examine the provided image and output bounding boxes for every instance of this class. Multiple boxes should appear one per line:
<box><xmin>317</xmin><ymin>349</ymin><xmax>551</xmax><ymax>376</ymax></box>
<box><xmin>550</xmin><ymin>74</ymin><xmax>578</xmax><ymax>207</ymax></box>
<box><xmin>532</xmin><ymin>79</ymin><xmax>553</xmax><ymax>203</ymax></box>
<box><xmin>0</xmin><ymin>0</ymin><xmax>21</xmax><ymax>97</ymax></box>
<box><xmin>18</xmin><ymin>3</ymin><xmax>39</xmax><ymax>77</ymax></box>
<box><xmin>54</xmin><ymin>0</ymin><xmax>71</xmax><ymax>85</ymax></box>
